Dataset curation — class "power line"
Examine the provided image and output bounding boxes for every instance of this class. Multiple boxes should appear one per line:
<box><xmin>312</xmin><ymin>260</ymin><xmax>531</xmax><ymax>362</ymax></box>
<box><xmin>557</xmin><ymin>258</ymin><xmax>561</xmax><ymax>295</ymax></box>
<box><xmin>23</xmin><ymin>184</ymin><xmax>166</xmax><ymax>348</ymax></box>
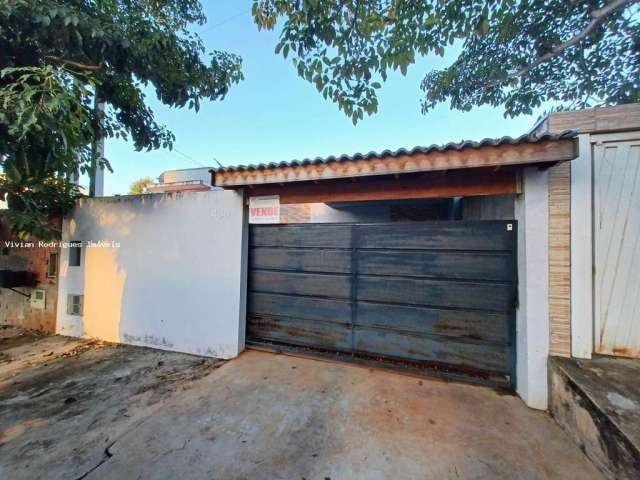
<box><xmin>172</xmin><ymin>148</ymin><xmax>208</xmax><ymax>168</ymax></box>
<box><xmin>200</xmin><ymin>9</ymin><xmax>251</xmax><ymax>35</ymax></box>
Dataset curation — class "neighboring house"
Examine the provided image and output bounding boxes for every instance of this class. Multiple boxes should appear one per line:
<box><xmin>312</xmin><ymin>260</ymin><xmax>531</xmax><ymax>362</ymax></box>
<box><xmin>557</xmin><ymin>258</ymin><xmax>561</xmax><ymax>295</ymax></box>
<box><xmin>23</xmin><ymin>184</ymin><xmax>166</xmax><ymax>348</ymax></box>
<box><xmin>532</xmin><ymin>104</ymin><xmax>640</xmax><ymax>361</ymax></box>
<box><xmin>146</xmin><ymin>167</ymin><xmax>217</xmax><ymax>193</ymax></box>
<box><xmin>0</xmin><ymin>214</ymin><xmax>60</xmax><ymax>333</ymax></box>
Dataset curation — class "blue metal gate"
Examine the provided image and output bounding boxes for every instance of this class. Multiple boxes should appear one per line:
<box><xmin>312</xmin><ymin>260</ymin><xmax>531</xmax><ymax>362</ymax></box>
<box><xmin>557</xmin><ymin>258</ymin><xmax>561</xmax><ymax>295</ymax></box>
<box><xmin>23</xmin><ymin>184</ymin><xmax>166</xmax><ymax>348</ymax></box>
<box><xmin>247</xmin><ymin>221</ymin><xmax>517</xmax><ymax>388</ymax></box>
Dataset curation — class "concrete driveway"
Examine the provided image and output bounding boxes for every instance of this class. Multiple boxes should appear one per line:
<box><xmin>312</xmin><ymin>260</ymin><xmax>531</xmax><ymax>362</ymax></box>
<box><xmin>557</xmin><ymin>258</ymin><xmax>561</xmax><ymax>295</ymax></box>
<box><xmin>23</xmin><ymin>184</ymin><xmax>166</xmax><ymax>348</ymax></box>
<box><xmin>0</xmin><ymin>327</ymin><xmax>602</xmax><ymax>479</ymax></box>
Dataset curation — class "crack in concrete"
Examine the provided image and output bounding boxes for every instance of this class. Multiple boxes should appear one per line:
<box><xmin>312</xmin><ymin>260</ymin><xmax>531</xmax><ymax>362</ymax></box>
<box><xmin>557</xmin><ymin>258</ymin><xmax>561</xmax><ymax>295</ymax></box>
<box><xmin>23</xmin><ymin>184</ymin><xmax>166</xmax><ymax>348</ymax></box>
<box><xmin>68</xmin><ymin>362</ymin><xmax>223</xmax><ymax>479</ymax></box>
<box><xmin>73</xmin><ymin>441</ymin><xmax>115</xmax><ymax>480</ymax></box>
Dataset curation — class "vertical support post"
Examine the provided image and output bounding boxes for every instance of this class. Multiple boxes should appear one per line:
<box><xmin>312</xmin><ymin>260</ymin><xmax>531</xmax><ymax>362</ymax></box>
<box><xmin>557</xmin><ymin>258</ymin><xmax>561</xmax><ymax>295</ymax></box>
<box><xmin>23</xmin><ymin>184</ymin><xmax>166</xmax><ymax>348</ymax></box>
<box><xmin>237</xmin><ymin>189</ymin><xmax>249</xmax><ymax>354</ymax></box>
<box><xmin>571</xmin><ymin>134</ymin><xmax>593</xmax><ymax>358</ymax></box>
<box><xmin>515</xmin><ymin>167</ymin><xmax>550</xmax><ymax>410</ymax></box>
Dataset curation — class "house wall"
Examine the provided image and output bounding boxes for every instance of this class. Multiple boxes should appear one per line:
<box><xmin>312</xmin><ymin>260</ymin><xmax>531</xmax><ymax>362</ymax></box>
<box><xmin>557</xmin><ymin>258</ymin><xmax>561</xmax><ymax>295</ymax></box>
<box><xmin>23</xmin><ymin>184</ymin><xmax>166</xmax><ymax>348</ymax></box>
<box><xmin>543</xmin><ymin>104</ymin><xmax>640</xmax><ymax>135</ymax></box>
<box><xmin>274</xmin><ymin>199</ymin><xmax>458</xmax><ymax>224</ymax></box>
<box><xmin>56</xmin><ymin>190</ymin><xmax>247</xmax><ymax>359</ymax></box>
<box><xmin>537</xmin><ymin>104</ymin><xmax>640</xmax><ymax>359</ymax></box>
<box><xmin>461</xmin><ymin>194</ymin><xmax>515</xmax><ymax>220</ymax></box>
<box><xmin>278</xmin><ymin>203</ymin><xmax>392</xmax><ymax>223</ymax></box>
<box><xmin>159</xmin><ymin>167</ymin><xmax>213</xmax><ymax>185</ymax></box>
<box><xmin>310</xmin><ymin>203</ymin><xmax>391</xmax><ymax>223</ymax></box>
<box><xmin>0</xmin><ymin>240</ymin><xmax>59</xmax><ymax>333</ymax></box>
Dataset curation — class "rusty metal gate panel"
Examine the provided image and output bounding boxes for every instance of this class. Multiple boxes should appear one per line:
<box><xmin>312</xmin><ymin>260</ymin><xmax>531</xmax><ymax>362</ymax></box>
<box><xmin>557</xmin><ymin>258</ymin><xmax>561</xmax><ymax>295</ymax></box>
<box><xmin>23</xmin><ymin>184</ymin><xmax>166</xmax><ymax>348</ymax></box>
<box><xmin>247</xmin><ymin>221</ymin><xmax>517</xmax><ymax>388</ymax></box>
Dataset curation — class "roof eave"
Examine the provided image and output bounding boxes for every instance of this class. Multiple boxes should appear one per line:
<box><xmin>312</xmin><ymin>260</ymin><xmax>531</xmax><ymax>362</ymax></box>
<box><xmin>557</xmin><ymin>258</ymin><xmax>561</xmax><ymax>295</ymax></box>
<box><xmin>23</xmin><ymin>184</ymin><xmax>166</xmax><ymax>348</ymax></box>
<box><xmin>215</xmin><ymin>136</ymin><xmax>577</xmax><ymax>188</ymax></box>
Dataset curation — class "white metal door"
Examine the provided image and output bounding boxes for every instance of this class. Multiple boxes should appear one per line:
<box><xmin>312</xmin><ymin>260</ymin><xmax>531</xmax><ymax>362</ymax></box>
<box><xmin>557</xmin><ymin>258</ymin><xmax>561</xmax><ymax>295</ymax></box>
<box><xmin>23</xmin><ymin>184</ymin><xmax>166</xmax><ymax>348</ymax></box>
<box><xmin>593</xmin><ymin>138</ymin><xmax>640</xmax><ymax>357</ymax></box>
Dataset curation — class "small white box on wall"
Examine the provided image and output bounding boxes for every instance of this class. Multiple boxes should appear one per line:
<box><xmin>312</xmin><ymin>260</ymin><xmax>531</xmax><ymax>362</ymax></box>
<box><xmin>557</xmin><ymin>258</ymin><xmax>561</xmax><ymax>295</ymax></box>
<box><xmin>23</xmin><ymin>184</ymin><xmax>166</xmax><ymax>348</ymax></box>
<box><xmin>30</xmin><ymin>289</ymin><xmax>46</xmax><ymax>309</ymax></box>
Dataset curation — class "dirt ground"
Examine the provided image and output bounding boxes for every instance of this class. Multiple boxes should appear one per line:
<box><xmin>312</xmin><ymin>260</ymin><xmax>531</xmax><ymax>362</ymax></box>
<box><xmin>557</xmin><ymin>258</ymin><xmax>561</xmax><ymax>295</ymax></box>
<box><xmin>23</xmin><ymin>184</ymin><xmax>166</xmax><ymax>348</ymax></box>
<box><xmin>0</xmin><ymin>327</ymin><xmax>603</xmax><ymax>479</ymax></box>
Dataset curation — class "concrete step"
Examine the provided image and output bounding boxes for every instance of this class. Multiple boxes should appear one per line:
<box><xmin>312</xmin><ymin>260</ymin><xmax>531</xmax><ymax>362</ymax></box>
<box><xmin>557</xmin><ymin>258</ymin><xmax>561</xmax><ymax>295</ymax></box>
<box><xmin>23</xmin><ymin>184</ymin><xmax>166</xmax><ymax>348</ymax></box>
<box><xmin>549</xmin><ymin>355</ymin><xmax>640</xmax><ymax>480</ymax></box>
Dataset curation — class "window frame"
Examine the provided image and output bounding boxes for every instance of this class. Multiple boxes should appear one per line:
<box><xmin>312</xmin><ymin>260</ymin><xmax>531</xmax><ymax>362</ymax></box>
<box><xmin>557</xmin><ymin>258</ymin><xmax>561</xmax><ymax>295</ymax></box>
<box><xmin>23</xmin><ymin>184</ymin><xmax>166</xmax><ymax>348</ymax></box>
<box><xmin>66</xmin><ymin>294</ymin><xmax>83</xmax><ymax>316</ymax></box>
<box><xmin>68</xmin><ymin>241</ymin><xmax>82</xmax><ymax>267</ymax></box>
<box><xmin>47</xmin><ymin>251</ymin><xmax>58</xmax><ymax>278</ymax></box>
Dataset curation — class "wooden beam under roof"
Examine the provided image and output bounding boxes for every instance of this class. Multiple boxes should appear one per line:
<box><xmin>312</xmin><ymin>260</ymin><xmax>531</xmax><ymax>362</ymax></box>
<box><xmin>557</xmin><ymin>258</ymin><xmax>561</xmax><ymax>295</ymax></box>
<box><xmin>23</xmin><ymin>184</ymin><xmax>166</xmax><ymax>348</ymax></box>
<box><xmin>243</xmin><ymin>168</ymin><xmax>521</xmax><ymax>205</ymax></box>
<box><xmin>214</xmin><ymin>138</ymin><xmax>576</xmax><ymax>187</ymax></box>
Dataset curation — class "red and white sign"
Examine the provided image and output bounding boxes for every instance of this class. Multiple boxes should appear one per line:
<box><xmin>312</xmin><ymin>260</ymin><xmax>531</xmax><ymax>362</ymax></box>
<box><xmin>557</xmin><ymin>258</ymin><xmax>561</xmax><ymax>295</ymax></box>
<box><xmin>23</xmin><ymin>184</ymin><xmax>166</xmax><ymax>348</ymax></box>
<box><xmin>249</xmin><ymin>195</ymin><xmax>280</xmax><ymax>224</ymax></box>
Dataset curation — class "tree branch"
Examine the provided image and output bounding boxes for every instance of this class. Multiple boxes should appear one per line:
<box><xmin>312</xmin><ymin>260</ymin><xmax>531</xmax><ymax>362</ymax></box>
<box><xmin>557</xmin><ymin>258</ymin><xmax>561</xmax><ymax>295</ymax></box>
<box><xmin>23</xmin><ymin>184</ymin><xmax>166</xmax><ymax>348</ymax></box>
<box><xmin>46</xmin><ymin>56</ymin><xmax>103</xmax><ymax>71</ymax></box>
<box><xmin>489</xmin><ymin>0</ymin><xmax>636</xmax><ymax>87</ymax></box>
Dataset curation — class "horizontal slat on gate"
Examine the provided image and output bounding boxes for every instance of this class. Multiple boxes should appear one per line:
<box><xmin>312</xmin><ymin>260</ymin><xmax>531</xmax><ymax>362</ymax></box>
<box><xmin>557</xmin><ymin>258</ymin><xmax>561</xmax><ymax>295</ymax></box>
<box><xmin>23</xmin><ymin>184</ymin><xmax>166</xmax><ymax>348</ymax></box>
<box><xmin>249</xmin><ymin>292</ymin><xmax>352</xmax><ymax>324</ymax></box>
<box><xmin>353</xmin><ymin>328</ymin><xmax>510</xmax><ymax>373</ymax></box>
<box><xmin>357</xmin><ymin>276</ymin><xmax>514</xmax><ymax>311</ymax></box>
<box><xmin>250</xmin><ymin>224</ymin><xmax>352</xmax><ymax>248</ymax></box>
<box><xmin>357</xmin><ymin>250</ymin><xmax>513</xmax><ymax>281</ymax></box>
<box><xmin>248</xmin><ymin>315</ymin><xmax>352</xmax><ymax>351</ymax></box>
<box><xmin>356</xmin><ymin>302</ymin><xmax>511</xmax><ymax>343</ymax></box>
<box><xmin>249</xmin><ymin>270</ymin><xmax>352</xmax><ymax>299</ymax></box>
<box><xmin>250</xmin><ymin>248</ymin><xmax>352</xmax><ymax>274</ymax></box>
<box><xmin>357</xmin><ymin>222</ymin><xmax>515</xmax><ymax>251</ymax></box>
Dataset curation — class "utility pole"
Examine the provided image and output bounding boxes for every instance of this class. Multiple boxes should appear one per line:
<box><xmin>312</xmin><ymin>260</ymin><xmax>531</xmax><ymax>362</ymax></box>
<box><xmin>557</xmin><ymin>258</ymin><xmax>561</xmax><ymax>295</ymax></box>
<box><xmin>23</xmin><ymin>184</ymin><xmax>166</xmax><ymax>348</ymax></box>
<box><xmin>88</xmin><ymin>92</ymin><xmax>105</xmax><ymax>197</ymax></box>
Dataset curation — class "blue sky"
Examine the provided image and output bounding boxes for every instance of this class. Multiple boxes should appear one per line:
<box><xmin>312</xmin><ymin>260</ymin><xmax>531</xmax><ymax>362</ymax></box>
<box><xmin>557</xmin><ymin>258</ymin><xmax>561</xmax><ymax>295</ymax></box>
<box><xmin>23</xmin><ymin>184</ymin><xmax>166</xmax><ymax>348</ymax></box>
<box><xmin>104</xmin><ymin>0</ymin><xmax>553</xmax><ymax>196</ymax></box>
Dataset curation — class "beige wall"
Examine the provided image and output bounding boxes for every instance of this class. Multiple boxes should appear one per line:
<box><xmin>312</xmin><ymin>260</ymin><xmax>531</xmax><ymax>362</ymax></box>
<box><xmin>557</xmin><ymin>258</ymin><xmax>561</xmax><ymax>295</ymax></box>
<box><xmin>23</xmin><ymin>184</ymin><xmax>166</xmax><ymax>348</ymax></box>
<box><xmin>548</xmin><ymin>163</ymin><xmax>571</xmax><ymax>357</ymax></box>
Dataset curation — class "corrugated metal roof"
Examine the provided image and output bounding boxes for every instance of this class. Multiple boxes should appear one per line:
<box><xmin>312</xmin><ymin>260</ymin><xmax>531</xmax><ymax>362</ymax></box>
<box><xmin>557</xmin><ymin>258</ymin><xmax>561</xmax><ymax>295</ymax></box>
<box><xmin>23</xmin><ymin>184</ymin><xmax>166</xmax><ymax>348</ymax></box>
<box><xmin>214</xmin><ymin>130</ymin><xmax>577</xmax><ymax>173</ymax></box>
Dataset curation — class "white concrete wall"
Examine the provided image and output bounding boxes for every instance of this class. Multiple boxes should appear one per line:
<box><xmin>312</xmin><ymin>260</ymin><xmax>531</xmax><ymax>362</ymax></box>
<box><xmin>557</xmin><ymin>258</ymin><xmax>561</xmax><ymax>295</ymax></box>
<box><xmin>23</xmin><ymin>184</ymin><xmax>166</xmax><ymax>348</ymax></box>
<box><xmin>56</xmin><ymin>190</ymin><xmax>247</xmax><ymax>359</ymax></box>
<box><xmin>159</xmin><ymin>167</ymin><xmax>212</xmax><ymax>185</ymax></box>
<box><xmin>515</xmin><ymin>168</ymin><xmax>550</xmax><ymax>410</ymax></box>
